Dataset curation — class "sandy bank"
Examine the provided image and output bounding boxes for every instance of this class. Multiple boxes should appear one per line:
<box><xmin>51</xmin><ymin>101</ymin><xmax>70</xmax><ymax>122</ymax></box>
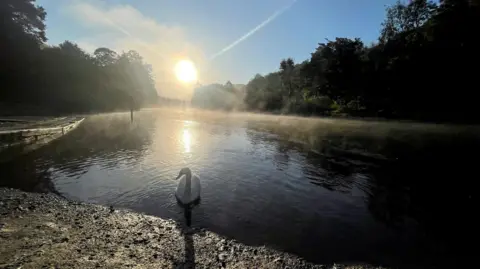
<box><xmin>0</xmin><ymin>188</ymin><xmax>381</xmax><ymax>269</ymax></box>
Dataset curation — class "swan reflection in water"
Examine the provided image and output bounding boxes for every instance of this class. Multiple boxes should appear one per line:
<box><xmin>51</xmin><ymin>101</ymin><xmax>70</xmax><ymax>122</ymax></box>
<box><xmin>176</xmin><ymin>123</ymin><xmax>200</xmax><ymax>268</ymax></box>
<box><xmin>176</xmin><ymin>200</ymin><xmax>200</xmax><ymax>269</ymax></box>
<box><xmin>183</xmin><ymin>205</ymin><xmax>195</xmax><ymax>268</ymax></box>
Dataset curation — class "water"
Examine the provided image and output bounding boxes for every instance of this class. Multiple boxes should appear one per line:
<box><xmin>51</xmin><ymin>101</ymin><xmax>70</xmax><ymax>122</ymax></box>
<box><xmin>1</xmin><ymin>108</ymin><xmax>477</xmax><ymax>268</ymax></box>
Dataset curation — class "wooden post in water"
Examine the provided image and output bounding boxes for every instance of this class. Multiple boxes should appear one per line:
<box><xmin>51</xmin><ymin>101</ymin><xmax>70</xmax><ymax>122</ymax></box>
<box><xmin>130</xmin><ymin>96</ymin><xmax>134</xmax><ymax>123</ymax></box>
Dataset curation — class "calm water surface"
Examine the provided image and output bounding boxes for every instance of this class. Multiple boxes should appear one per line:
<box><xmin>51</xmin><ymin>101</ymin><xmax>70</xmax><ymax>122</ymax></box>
<box><xmin>1</xmin><ymin>109</ymin><xmax>477</xmax><ymax>268</ymax></box>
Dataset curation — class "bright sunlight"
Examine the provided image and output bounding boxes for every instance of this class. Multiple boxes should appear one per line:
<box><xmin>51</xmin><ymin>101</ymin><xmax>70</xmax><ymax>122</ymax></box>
<box><xmin>182</xmin><ymin>129</ymin><xmax>191</xmax><ymax>153</ymax></box>
<box><xmin>174</xmin><ymin>60</ymin><xmax>198</xmax><ymax>83</ymax></box>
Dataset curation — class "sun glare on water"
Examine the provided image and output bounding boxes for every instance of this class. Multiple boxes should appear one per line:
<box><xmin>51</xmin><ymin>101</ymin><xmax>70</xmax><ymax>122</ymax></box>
<box><xmin>182</xmin><ymin>129</ymin><xmax>191</xmax><ymax>153</ymax></box>
<box><xmin>175</xmin><ymin>60</ymin><xmax>198</xmax><ymax>83</ymax></box>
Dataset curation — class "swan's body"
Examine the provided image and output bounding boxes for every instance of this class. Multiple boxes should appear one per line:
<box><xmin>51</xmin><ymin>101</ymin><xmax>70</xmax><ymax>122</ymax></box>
<box><xmin>175</xmin><ymin>168</ymin><xmax>201</xmax><ymax>205</ymax></box>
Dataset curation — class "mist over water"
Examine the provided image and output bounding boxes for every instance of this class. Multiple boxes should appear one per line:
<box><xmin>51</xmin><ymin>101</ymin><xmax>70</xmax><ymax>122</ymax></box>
<box><xmin>1</xmin><ymin>108</ymin><xmax>477</xmax><ymax>268</ymax></box>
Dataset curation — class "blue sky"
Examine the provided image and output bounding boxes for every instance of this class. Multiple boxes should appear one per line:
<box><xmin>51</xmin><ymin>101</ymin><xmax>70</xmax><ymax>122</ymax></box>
<box><xmin>38</xmin><ymin>0</ymin><xmax>396</xmax><ymax>98</ymax></box>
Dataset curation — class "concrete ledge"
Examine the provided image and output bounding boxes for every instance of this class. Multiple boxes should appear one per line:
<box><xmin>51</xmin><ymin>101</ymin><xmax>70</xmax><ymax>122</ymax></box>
<box><xmin>0</xmin><ymin>117</ymin><xmax>84</xmax><ymax>149</ymax></box>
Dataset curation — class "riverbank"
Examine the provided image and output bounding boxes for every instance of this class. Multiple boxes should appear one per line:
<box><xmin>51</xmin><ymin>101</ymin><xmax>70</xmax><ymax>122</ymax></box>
<box><xmin>0</xmin><ymin>188</ymin><xmax>383</xmax><ymax>269</ymax></box>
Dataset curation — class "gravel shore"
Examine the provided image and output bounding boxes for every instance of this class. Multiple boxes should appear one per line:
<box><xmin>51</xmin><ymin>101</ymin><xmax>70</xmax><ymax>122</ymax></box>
<box><xmin>0</xmin><ymin>188</ymin><xmax>381</xmax><ymax>269</ymax></box>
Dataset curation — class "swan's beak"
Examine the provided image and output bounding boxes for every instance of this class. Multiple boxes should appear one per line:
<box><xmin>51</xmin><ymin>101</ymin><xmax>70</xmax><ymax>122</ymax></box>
<box><xmin>175</xmin><ymin>173</ymin><xmax>182</xmax><ymax>180</ymax></box>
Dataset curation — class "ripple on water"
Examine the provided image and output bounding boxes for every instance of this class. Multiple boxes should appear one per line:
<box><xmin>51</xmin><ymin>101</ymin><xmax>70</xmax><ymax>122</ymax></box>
<box><xmin>2</xmin><ymin>110</ymin><xmax>477</xmax><ymax>268</ymax></box>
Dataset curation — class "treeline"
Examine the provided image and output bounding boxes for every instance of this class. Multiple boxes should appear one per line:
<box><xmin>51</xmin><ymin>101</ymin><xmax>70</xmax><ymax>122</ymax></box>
<box><xmin>158</xmin><ymin>96</ymin><xmax>189</xmax><ymax>107</ymax></box>
<box><xmin>0</xmin><ymin>0</ymin><xmax>157</xmax><ymax>115</ymax></box>
<box><xmin>191</xmin><ymin>81</ymin><xmax>246</xmax><ymax>111</ymax></box>
<box><xmin>244</xmin><ymin>0</ymin><xmax>479</xmax><ymax>122</ymax></box>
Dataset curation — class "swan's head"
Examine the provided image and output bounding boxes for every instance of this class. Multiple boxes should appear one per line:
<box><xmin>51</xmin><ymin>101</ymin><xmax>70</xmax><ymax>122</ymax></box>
<box><xmin>176</xmin><ymin>167</ymin><xmax>192</xmax><ymax>179</ymax></box>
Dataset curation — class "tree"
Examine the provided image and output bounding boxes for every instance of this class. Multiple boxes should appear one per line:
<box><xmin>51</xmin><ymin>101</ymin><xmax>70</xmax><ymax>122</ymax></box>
<box><xmin>224</xmin><ymin>81</ymin><xmax>234</xmax><ymax>92</ymax></box>
<box><xmin>3</xmin><ymin>0</ymin><xmax>480</xmax><ymax>123</ymax></box>
<box><xmin>318</xmin><ymin>38</ymin><xmax>366</xmax><ymax>105</ymax></box>
<box><xmin>279</xmin><ymin>58</ymin><xmax>295</xmax><ymax>97</ymax></box>
<box><xmin>94</xmin><ymin>47</ymin><xmax>118</xmax><ymax>66</ymax></box>
<box><xmin>191</xmin><ymin>82</ymin><xmax>244</xmax><ymax>111</ymax></box>
<box><xmin>245</xmin><ymin>74</ymin><xmax>268</xmax><ymax>110</ymax></box>
<box><xmin>241</xmin><ymin>0</ymin><xmax>480</xmax><ymax>122</ymax></box>
<box><xmin>379</xmin><ymin>0</ymin><xmax>437</xmax><ymax>43</ymax></box>
<box><xmin>0</xmin><ymin>0</ymin><xmax>159</xmax><ymax>115</ymax></box>
<box><xmin>59</xmin><ymin>41</ymin><xmax>91</xmax><ymax>60</ymax></box>
<box><xmin>1</xmin><ymin>0</ymin><xmax>47</xmax><ymax>106</ymax></box>
<box><xmin>0</xmin><ymin>0</ymin><xmax>47</xmax><ymax>45</ymax></box>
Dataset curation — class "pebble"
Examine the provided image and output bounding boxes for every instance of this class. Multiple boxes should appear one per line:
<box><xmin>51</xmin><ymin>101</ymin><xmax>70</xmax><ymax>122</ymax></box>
<box><xmin>218</xmin><ymin>253</ymin><xmax>228</xmax><ymax>261</ymax></box>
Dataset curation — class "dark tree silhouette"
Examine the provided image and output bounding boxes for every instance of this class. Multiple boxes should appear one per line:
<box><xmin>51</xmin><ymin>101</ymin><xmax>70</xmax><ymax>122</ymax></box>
<box><xmin>2</xmin><ymin>0</ymin><xmax>480</xmax><ymax>123</ymax></box>
<box><xmin>0</xmin><ymin>0</ymin><xmax>158</xmax><ymax>115</ymax></box>
<box><xmin>243</xmin><ymin>0</ymin><xmax>480</xmax><ymax>123</ymax></box>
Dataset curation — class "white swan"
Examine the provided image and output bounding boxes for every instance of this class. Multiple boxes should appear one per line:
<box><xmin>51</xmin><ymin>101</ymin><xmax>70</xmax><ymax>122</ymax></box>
<box><xmin>175</xmin><ymin>167</ymin><xmax>201</xmax><ymax>205</ymax></box>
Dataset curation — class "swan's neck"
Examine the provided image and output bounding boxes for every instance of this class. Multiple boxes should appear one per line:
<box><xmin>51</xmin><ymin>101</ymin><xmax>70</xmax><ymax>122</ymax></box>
<box><xmin>183</xmin><ymin>172</ymin><xmax>192</xmax><ymax>197</ymax></box>
<box><xmin>184</xmin><ymin>172</ymin><xmax>192</xmax><ymax>189</ymax></box>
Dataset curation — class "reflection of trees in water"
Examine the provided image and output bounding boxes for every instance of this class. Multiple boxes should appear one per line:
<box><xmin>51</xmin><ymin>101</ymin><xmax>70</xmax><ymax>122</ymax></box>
<box><xmin>0</xmin><ymin>158</ymin><xmax>59</xmax><ymax>193</ymax></box>
<box><xmin>50</xmin><ymin>114</ymin><xmax>153</xmax><ymax>174</ymax></box>
<box><xmin>325</xmin><ymin>131</ymin><xmax>477</xmax><ymax>265</ymax></box>
<box><xmin>272</xmin><ymin>143</ymin><xmax>290</xmax><ymax>171</ymax></box>
<box><xmin>245</xmin><ymin>129</ymin><xmax>291</xmax><ymax>171</ymax></box>
<box><xmin>0</xmin><ymin>113</ymin><xmax>153</xmax><ymax>192</ymax></box>
<box><xmin>369</xmin><ymin>134</ymin><xmax>477</xmax><ymax>248</ymax></box>
<box><xmin>246</xmin><ymin>122</ymin><xmax>370</xmax><ymax>193</ymax></box>
<box><xmin>246</xmin><ymin>120</ymin><xmax>477</xmax><ymax>265</ymax></box>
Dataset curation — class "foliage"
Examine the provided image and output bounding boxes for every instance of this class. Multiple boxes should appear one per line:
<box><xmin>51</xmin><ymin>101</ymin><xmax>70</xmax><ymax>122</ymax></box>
<box><xmin>243</xmin><ymin>0</ymin><xmax>480</xmax><ymax>122</ymax></box>
<box><xmin>0</xmin><ymin>0</ymin><xmax>46</xmax><ymax>45</ymax></box>
<box><xmin>379</xmin><ymin>0</ymin><xmax>437</xmax><ymax>43</ymax></box>
<box><xmin>191</xmin><ymin>82</ymin><xmax>245</xmax><ymax>111</ymax></box>
<box><xmin>0</xmin><ymin>0</ymin><xmax>157</xmax><ymax>115</ymax></box>
<box><xmin>2</xmin><ymin>0</ymin><xmax>480</xmax><ymax>123</ymax></box>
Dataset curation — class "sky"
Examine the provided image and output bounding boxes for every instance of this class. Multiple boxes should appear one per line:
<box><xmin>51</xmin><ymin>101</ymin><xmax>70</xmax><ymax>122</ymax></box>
<box><xmin>37</xmin><ymin>0</ymin><xmax>397</xmax><ymax>99</ymax></box>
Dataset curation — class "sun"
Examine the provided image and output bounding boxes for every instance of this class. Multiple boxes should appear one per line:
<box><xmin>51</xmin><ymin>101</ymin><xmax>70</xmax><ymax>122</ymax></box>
<box><xmin>175</xmin><ymin>60</ymin><xmax>198</xmax><ymax>83</ymax></box>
